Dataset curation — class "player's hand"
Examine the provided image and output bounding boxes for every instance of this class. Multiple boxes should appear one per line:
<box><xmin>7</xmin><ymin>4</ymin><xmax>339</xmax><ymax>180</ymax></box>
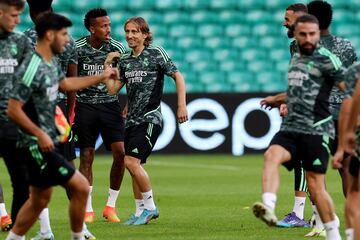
<box><xmin>37</xmin><ymin>131</ymin><xmax>54</xmax><ymax>152</ymax></box>
<box><xmin>260</xmin><ymin>96</ymin><xmax>276</xmax><ymax>110</ymax></box>
<box><xmin>279</xmin><ymin>104</ymin><xmax>288</xmax><ymax>117</ymax></box>
<box><xmin>177</xmin><ymin>105</ymin><xmax>188</xmax><ymax>124</ymax></box>
<box><xmin>104</xmin><ymin>51</ymin><xmax>121</xmax><ymax>66</ymax></box>
<box><xmin>332</xmin><ymin>149</ymin><xmax>344</xmax><ymax>169</ymax></box>
<box><xmin>102</xmin><ymin>68</ymin><xmax>119</xmax><ymax>80</ymax></box>
<box><xmin>344</xmin><ymin>131</ymin><xmax>357</xmax><ymax>155</ymax></box>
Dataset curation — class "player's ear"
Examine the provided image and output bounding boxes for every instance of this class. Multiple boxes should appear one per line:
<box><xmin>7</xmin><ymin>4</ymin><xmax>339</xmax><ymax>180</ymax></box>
<box><xmin>45</xmin><ymin>30</ymin><xmax>55</xmax><ymax>41</ymax></box>
<box><xmin>89</xmin><ymin>25</ymin><xmax>95</xmax><ymax>34</ymax></box>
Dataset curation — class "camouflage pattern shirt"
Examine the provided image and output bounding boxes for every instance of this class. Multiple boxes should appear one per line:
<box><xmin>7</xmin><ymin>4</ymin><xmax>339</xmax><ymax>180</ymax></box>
<box><xmin>0</xmin><ymin>31</ymin><xmax>33</xmax><ymax>125</ymax></box>
<box><xmin>24</xmin><ymin>27</ymin><xmax>78</xmax><ymax>101</ymax></box>
<box><xmin>11</xmin><ymin>52</ymin><xmax>65</xmax><ymax>148</ymax></box>
<box><xmin>281</xmin><ymin>47</ymin><xmax>345</xmax><ymax>138</ymax></box>
<box><xmin>119</xmin><ymin>46</ymin><xmax>178</xmax><ymax>128</ymax></box>
<box><xmin>290</xmin><ymin>35</ymin><xmax>357</xmax><ymax>120</ymax></box>
<box><xmin>76</xmin><ymin>36</ymin><xmax>127</xmax><ymax>104</ymax></box>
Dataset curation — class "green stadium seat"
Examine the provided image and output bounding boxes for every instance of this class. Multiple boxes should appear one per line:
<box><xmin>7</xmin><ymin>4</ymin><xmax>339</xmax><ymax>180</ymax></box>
<box><xmin>183</xmin><ymin>0</ymin><xmax>210</xmax><ymax>9</ymax></box>
<box><xmin>260</xmin><ymin>37</ymin><xmax>287</xmax><ymax>49</ymax></box>
<box><xmin>71</xmin><ymin>0</ymin><xmax>100</xmax><ymax>12</ymax></box>
<box><xmin>191</xmin><ymin>61</ymin><xmax>217</xmax><ymax>72</ymax></box>
<box><xmin>204</xmin><ymin>37</ymin><xmax>230</xmax><ymax>48</ymax></box>
<box><xmin>247</xmin><ymin>61</ymin><xmax>273</xmax><ymax>72</ymax></box>
<box><xmin>177</xmin><ymin>37</ymin><xmax>202</xmax><ymax>49</ymax></box>
<box><xmin>149</xmin><ymin>24</ymin><xmax>168</xmax><ymax>37</ymax></box>
<box><xmin>213</xmin><ymin>49</ymin><xmax>238</xmax><ymax>62</ymax></box>
<box><xmin>334</xmin><ymin>24</ymin><xmax>360</xmax><ymax>38</ymax></box>
<box><xmin>166</xmin><ymin>49</ymin><xmax>183</xmax><ymax>63</ymax></box>
<box><xmin>232</xmin><ymin>82</ymin><xmax>261</xmax><ymax>92</ymax></box>
<box><xmin>153</xmin><ymin>38</ymin><xmax>174</xmax><ymax>50</ymax></box>
<box><xmin>253</xmin><ymin>24</ymin><xmax>280</xmax><ymax>36</ymax></box>
<box><xmin>205</xmin><ymin>83</ymin><xmax>233</xmax><ymax>92</ymax></box>
<box><xmin>333</xmin><ymin>10</ymin><xmax>354</xmax><ymax>23</ymax></box>
<box><xmin>163</xmin><ymin>77</ymin><xmax>176</xmax><ymax>93</ymax></box>
<box><xmin>237</xmin><ymin>0</ymin><xmax>265</xmax><ymax>10</ymax></box>
<box><xmin>227</xmin><ymin>72</ymin><xmax>254</xmax><ymax>85</ymax></box>
<box><xmin>135</xmin><ymin>11</ymin><xmax>162</xmax><ymax>25</ymax></box>
<box><xmin>169</xmin><ymin>25</ymin><xmax>195</xmax><ymax>37</ymax></box>
<box><xmin>241</xmin><ymin>49</ymin><xmax>267</xmax><ymax>61</ymax></box>
<box><xmin>185</xmin><ymin>50</ymin><xmax>211</xmax><ymax>62</ymax></box>
<box><xmin>245</xmin><ymin>11</ymin><xmax>272</xmax><ymax>23</ymax></box>
<box><xmin>225</xmin><ymin>24</ymin><xmax>251</xmax><ymax>36</ymax></box>
<box><xmin>100</xmin><ymin>0</ymin><xmax>127</xmax><ymax>10</ymax></box>
<box><xmin>265</xmin><ymin>0</ymin><xmax>295</xmax><ymax>10</ymax></box>
<box><xmin>209</xmin><ymin>0</ymin><xmax>237</xmax><ymax>9</ymax></box>
<box><xmin>109</xmin><ymin>12</ymin><xmax>132</xmax><ymax>27</ymax></box>
<box><xmin>219</xmin><ymin>61</ymin><xmax>245</xmax><ymax>72</ymax></box>
<box><xmin>218</xmin><ymin>10</ymin><xmax>245</xmax><ymax>24</ymax></box>
<box><xmin>231</xmin><ymin>37</ymin><xmax>259</xmax><ymax>48</ymax></box>
<box><xmin>190</xmin><ymin>11</ymin><xmax>217</xmax><ymax>23</ymax></box>
<box><xmin>186</xmin><ymin>82</ymin><xmax>204</xmax><ymax>93</ymax></box>
<box><xmin>163</xmin><ymin>12</ymin><xmax>189</xmax><ymax>24</ymax></box>
<box><xmin>260</xmin><ymin>81</ymin><xmax>287</xmax><ymax>92</ymax></box>
<box><xmin>269</xmin><ymin>49</ymin><xmax>290</xmax><ymax>61</ymax></box>
<box><xmin>197</xmin><ymin>24</ymin><xmax>223</xmax><ymax>37</ymax></box>
<box><xmin>52</xmin><ymin>0</ymin><xmax>72</xmax><ymax>11</ymax></box>
<box><xmin>127</xmin><ymin>0</ymin><xmax>156</xmax><ymax>10</ymax></box>
<box><xmin>199</xmin><ymin>72</ymin><xmax>225</xmax><ymax>85</ymax></box>
<box><xmin>256</xmin><ymin>72</ymin><xmax>283</xmax><ymax>85</ymax></box>
<box><xmin>276</xmin><ymin>60</ymin><xmax>290</xmax><ymax>72</ymax></box>
<box><xmin>156</xmin><ymin>0</ymin><xmax>182</xmax><ymax>10</ymax></box>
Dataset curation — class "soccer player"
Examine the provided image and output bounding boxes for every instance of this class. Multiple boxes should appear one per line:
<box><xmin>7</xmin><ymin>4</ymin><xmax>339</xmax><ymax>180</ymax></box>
<box><xmin>104</xmin><ymin>16</ymin><xmax>188</xmax><ymax>225</ymax></box>
<box><xmin>333</xmin><ymin>63</ymin><xmax>360</xmax><ymax>240</ymax></box>
<box><xmin>75</xmin><ymin>8</ymin><xmax>127</xmax><ymax>223</ymax></box>
<box><xmin>252</xmin><ymin>14</ymin><xmax>343</xmax><ymax>240</ymax></box>
<box><xmin>23</xmin><ymin>1</ymin><xmax>85</xmax><ymax>239</ymax></box>
<box><xmin>263</xmin><ymin>3</ymin><xmax>310</xmax><ymax>229</ymax></box>
<box><xmin>0</xmin><ymin>0</ymin><xmax>32</xmax><ymax>226</ymax></box>
<box><xmin>5</xmin><ymin>12</ymin><xmax>119</xmax><ymax>240</ymax></box>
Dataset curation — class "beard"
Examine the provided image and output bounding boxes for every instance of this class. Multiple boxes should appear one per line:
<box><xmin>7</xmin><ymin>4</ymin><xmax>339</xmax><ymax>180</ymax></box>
<box><xmin>50</xmin><ymin>39</ymin><xmax>64</xmax><ymax>55</ymax></box>
<box><xmin>298</xmin><ymin>42</ymin><xmax>316</xmax><ymax>56</ymax></box>
<box><xmin>287</xmin><ymin>25</ymin><xmax>294</xmax><ymax>38</ymax></box>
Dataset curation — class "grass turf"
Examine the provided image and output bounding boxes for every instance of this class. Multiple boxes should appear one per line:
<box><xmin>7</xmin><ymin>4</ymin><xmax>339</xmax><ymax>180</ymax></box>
<box><xmin>0</xmin><ymin>154</ymin><xmax>345</xmax><ymax>239</ymax></box>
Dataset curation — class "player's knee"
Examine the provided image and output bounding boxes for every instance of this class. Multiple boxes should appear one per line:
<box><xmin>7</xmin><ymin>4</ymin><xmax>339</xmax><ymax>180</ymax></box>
<box><xmin>264</xmin><ymin>148</ymin><xmax>279</xmax><ymax>165</ymax></box>
<box><xmin>124</xmin><ymin>156</ymin><xmax>140</xmax><ymax>174</ymax></box>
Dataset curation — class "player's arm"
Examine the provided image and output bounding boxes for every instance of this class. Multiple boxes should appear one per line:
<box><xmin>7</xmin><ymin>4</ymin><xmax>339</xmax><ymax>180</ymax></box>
<box><xmin>171</xmin><ymin>71</ymin><xmax>188</xmax><ymax>123</ymax></box>
<box><xmin>103</xmin><ymin>51</ymin><xmax>124</xmax><ymax>95</ymax></box>
<box><xmin>59</xmin><ymin>67</ymin><xmax>119</xmax><ymax>92</ymax></box>
<box><xmin>7</xmin><ymin>99</ymin><xmax>54</xmax><ymax>152</ymax></box>
<box><xmin>260</xmin><ymin>92</ymin><xmax>287</xmax><ymax>110</ymax></box>
<box><xmin>66</xmin><ymin>63</ymin><xmax>77</xmax><ymax>122</ymax></box>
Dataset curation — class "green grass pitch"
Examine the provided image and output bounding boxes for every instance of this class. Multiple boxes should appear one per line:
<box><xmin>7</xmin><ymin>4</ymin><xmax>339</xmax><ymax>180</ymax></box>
<box><xmin>0</xmin><ymin>154</ymin><xmax>345</xmax><ymax>239</ymax></box>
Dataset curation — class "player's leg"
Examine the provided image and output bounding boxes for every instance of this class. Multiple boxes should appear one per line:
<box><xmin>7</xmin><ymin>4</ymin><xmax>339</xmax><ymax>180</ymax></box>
<box><xmin>277</xmin><ymin>162</ymin><xmax>308</xmax><ymax>228</ymax></box>
<box><xmin>7</xmin><ymin>186</ymin><xmax>52</xmax><ymax>238</ymax></box>
<box><xmin>0</xmin><ymin>183</ymin><xmax>12</xmax><ymax>232</ymax></box>
<box><xmin>64</xmin><ymin>171</ymin><xmax>89</xmax><ymax>239</ymax></box>
<box><xmin>344</xmin><ymin>156</ymin><xmax>360</xmax><ymax>240</ymax></box>
<box><xmin>100</xmin><ymin>101</ymin><xmax>126</xmax><ymax>222</ymax></box>
<box><xmin>124</xmin><ymin>178</ymin><xmax>144</xmax><ymax>225</ymax></box>
<box><xmin>74</xmin><ymin>102</ymin><xmax>98</xmax><ymax>223</ymax></box>
<box><xmin>303</xmin><ymin>135</ymin><xmax>341</xmax><ymax>240</ymax></box>
<box><xmin>0</xmin><ymin>133</ymin><xmax>29</xmax><ymax>224</ymax></box>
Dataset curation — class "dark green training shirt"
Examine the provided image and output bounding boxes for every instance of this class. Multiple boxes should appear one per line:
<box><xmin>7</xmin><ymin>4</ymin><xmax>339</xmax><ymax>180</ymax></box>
<box><xmin>76</xmin><ymin>36</ymin><xmax>127</xmax><ymax>104</ymax></box>
<box><xmin>281</xmin><ymin>47</ymin><xmax>345</xmax><ymax>138</ymax></box>
<box><xmin>119</xmin><ymin>45</ymin><xmax>178</xmax><ymax>128</ymax></box>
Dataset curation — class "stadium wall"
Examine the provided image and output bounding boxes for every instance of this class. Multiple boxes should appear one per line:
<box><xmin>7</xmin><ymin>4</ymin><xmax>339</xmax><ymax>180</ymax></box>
<box><xmin>91</xmin><ymin>93</ymin><xmax>282</xmax><ymax>156</ymax></box>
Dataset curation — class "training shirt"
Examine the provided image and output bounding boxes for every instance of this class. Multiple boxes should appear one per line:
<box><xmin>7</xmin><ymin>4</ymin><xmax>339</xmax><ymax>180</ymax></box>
<box><xmin>119</xmin><ymin>45</ymin><xmax>178</xmax><ymax>128</ymax></box>
<box><xmin>11</xmin><ymin>52</ymin><xmax>65</xmax><ymax>148</ymax></box>
<box><xmin>0</xmin><ymin>31</ymin><xmax>32</xmax><ymax>125</ymax></box>
<box><xmin>76</xmin><ymin>36</ymin><xmax>127</xmax><ymax>104</ymax></box>
<box><xmin>281</xmin><ymin>47</ymin><xmax>345</xmax><ymax>138</ymax></box>
<box><xmin>24</xmin><ymin>27</ymin><xmax>78</xmax><ymax>101</ymax></box>
<box><xmin>290</xmin><ymin>35</ymin><xmax>357</xmax><ymax>120</ymax></box>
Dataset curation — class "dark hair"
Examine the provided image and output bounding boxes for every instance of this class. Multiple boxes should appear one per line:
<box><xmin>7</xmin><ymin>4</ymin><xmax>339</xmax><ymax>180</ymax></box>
<box><xmin>0</xmin><ymin>0</ymin><xmax>25</xmax><ymax>9</ymax></box>
<box><xmin>26</xmin><ymin>0</ymin><xmax>52</xmax><ymax>12</ymax></box>
<box><xmin>125</xmin><ymin>17</ymin><xmax>153</xmax><ymax>47</ymax></box>
<box><xmin>286</xmin><ymin>3</ymin><xmax>308</xmax><ymax>13</ymax></box>
<box><xmin>84</xmin><ymin>8</ymin><xmax>107</xmax><ymax>31</ymax></box>
<box><xmin>308</xmin><ymin>0</ymin><xmax>332</xmax><ymax>30</ymax></box>
<box><xmin>294</xmin><ymin>14</ymin><xmax>319</xmax><ymax>30</ymax></box>
<box><xmin>35</xmin><ymin>12</ymin><xmax>72</xmax><ymax>39</ymax></box>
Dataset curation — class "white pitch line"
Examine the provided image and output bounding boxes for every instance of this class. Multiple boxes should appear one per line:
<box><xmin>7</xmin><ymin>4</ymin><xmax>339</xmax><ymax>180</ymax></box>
<box><xmin>150</xmin><ymin>160</ymin><xmax>240</xmax><ymax>171</ymax></box>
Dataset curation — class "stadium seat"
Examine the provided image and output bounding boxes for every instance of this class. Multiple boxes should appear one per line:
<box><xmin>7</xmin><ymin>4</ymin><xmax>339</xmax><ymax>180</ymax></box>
<box><xmin>269</xmin><ymin>49</ymin><xmax>290</xmax><ymax>61</ymax></box>
<box><xmin>260</xmin><ymin>37</ymin><xmax>287</xmax><ymax>49</ymax></box>
<box><xmin>256</xmin><ymin>72</ymin><xmax>283</xmax><ymax>85</ymax></box>
<box><xmin>225</xmin><ymin>24</ymin><xmax>251</xmax><ymax>37</ymax></box>
<box><xmin>163</xmin><ymin>12</ymin><xmax>189</xmax><ymax>24</ymax></box>
<box><xmin>163</xmin><ymin>77</ymin><xmax>176</xmax><ymax>93</ymax></box>
<box><xmin>185</xmin><ymin>50</ymin><xmax>211</xmax><ymax>63</ymax></box>
<box><xmin>186</xmin><ymin>81</ymin><xmax>204</xmax><ymax>92</ymax></box>
<box><xmin>276</xmin><ymin>60</ymin><xmax>290</xmax><ymax>72</ymax></box>
<box><xmin>209</xmin><ymin>0</ymin><xmax>237</xmax><ymax>9</ymax></box>
<box><xmin>213</xmin><ymin>49</ymin><xmax>238</xmax><ymax>62</ymax></box>
<box><xmin>252</xmin><ymin>24</ymin><xmax>280</xmax><ymax>36</ymax></box>
<box><xmin>245</xmin><ymin>11</ymin><xmax>272</xmax><ymax>23</ymax></box>
<box><xmin>241</xmin><ymin>49</ymin><xmax>267</xmax><ymax>61</ymax></box>
<box><xmin>177</xmin><ymin>37</ymin><xmax>203</xmax><ymax>49</ymax></box>
<box><xmin>71</xmin><ymin>0</ymin><xmax>100</xmax><ymax>12</ymax></box>
<box><xmin>199</xmin><ymin>72</ymin><xmax>225</xmax><ymax>85</ymax></box>
<box><xmin>205</xmin><ymin>83</ymin><xmax>233</xmax><ymax>92</ymax></box>
<box><xmin>127</xmin><ymin>0</ymin><xmax>156</xmax><ymax>10</ymax></box>
<box><xmin>191</xmin><ymin>61</ymin><xmax>217</xmax><ymax>72</ymax></box>
<box><xmin>190</xmin><ymin>11</ymin><xmax>217</xmax><ymax>23</ymax></box>
<box><xmin>197</xmin><ymin>24</ymin><xmax>223</xmax><ymax>37</ymax></box>
<box><xmin>100</xmin><ymin>0</ymin><xmax>127</xmax><ymax>10</ymax></box>
<box><xmin>247</xmin><ymin>61</ymin><xmax>273</xmax><ymax>72</ymax></box>
<box><xmin>219</xmin><ymin>61</ymin><xmax>245</xmax><ymax>72</ymax></box>
<box><xmin>52</xmin><ymin>0</ymin><xmax>72</xmax><ymax>11</ymax></box>
<box><xmin>156</xmin><ymin>0</ymin><xmax>182</xmax><ymax>10</ymax></box>
<box><xmin>265</xmin><ymin>0</ymin><xmax>294</xmax><ymax>10</ymax></box>
<box><xmin>183</xmin><ymin>0</ymin><xmax>210</xmax><ymax>9</ymax></box>
<box><xmin>150</xmin><ymin>24</ymin><xmax>169</xmax><ymax>37</ymax></box>
<box><xmin>218</xmin><ymin>10</ymin><xmax>245</xmax><ymax>24</ymax></box>
<box><xmin>231</xmin><ymin>37</ymin><xmax>259</xmax><ymax>49</ymax></box>
<box><xmin>204</xmin><ymin>37</ymin><xmax>230</xmax><ymax>49</ymax></box>
<box><xmin>227</xmin><ymin>72</ymin><xmax>254</xmax><ymax>85</ymax></box>
<box><xmin>237</xmin><ymin>0</ymin><xmax>265</xmax><ymax>10</ymax></box>
<box><xmin>333</xmin><ymin>10</ymin><xmax>354</xmax><ymax>23</ymax></box>
<box><xmin>169</xmin><ymin>24</ymin><xmax>195</xmax><ymax>37</ymax></box>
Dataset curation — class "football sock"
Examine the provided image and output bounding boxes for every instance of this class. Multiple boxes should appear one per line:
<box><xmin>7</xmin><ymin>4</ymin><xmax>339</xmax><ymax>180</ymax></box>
<box><xmin>345</xmin><ymin>228</ymin><xmax>354</xmax><ymax>240</ymax></box>
<box><xmin>262</xmin><ymin>192</ymin><xmax>276</xmax><ymax>211</ymax></box>
<box><xmin>71</xmin><ymin>231</ymin><xmax>83</xmax><ymax>240</ymax></box>
<box><xmin>39</xmin><ymin>208</ymin><xmax>52</xmax><ymax>234</ymax></box>
<box><xmin>293</xmin><ymin>196</ymin><xmax>306</xmax><ymax>219</ymax></box>
<box><xmin>0</xmin><ymin>203</ymin><xmax>7</xmax><ymax>217</ymax></box>
<box><xmin>142</xmin><ymin>190</ymin><xmax>156</xmax><ymax>211</ymax></box>
<box><xmin>6</xmin><ymin>231</ymin><xmax>24</xmax><ymax>240</ymax></box>
<box><xmin>135</xmin><ymin>199</ymin><xmax>145</xmax><ymax>217</ymax></box>
<box><xmin>324</xmin><ymin>220</ymin><xmax>341</xmax><ymax>240</ymax></box>
<box><xmin>86</xmin><ymin>186</ymin><xmax>93</xmax><ymax>212</ymax></box>
<box><xmin>106</xmin><ymin>188</ymin><xmax>119</xmax><ymax>208</ymax></box>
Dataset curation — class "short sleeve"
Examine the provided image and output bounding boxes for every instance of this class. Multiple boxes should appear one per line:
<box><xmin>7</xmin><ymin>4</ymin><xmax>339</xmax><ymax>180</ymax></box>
<box><xmin>155</xmin><ymin>46</ymin><xmax>178</xmax><ymax>76</ymax></box>
<box><xmin>344</xmin><ymin>64</ymin><xmax>360</xmax><ymax>99</ymax></box>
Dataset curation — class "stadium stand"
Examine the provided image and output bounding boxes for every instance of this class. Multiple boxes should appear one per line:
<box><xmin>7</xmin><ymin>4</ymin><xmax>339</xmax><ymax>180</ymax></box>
<box><xmin>16</xmin><ymin>0</ymin><xmax>360</xmax><ymax>93</ymax></box>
